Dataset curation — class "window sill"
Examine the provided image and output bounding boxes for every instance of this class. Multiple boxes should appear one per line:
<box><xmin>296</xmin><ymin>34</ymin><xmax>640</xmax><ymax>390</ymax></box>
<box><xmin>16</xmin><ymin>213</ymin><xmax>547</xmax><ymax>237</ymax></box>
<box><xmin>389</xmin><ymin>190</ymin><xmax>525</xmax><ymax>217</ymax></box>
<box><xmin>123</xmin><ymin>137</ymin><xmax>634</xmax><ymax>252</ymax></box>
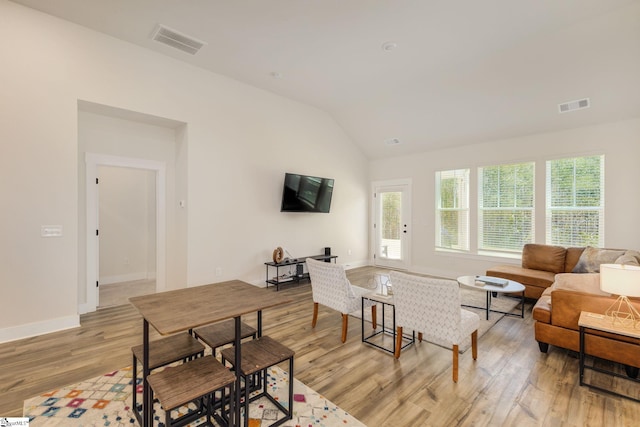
<box><xmin>435</xmin><ymin>248</ymin><xmax>521</xmax><ymax>263</ymax></box>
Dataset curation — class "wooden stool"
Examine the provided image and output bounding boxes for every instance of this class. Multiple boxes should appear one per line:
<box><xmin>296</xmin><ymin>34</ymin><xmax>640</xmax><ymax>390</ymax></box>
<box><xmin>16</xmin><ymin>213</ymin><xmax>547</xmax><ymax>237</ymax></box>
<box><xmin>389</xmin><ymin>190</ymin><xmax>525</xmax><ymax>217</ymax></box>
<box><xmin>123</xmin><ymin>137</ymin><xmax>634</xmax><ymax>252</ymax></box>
<box><xmin>220</xmin><ymin>336</ymin><xmax>294</xmax><ymax>427</ymax></box>
<box><xmin>147</xmin><ymin>355</ymin><xmax>236</xmax><ymax>426</ymax></box>
<box><xmin>193</xmin><ymin>319</ymin><xmax>257</xmax><ymax>354</ymax></box>
<box><xmin>131</xmin><ymin>332</ymin><xmax>205</xmax><ymax>425</ymax></box>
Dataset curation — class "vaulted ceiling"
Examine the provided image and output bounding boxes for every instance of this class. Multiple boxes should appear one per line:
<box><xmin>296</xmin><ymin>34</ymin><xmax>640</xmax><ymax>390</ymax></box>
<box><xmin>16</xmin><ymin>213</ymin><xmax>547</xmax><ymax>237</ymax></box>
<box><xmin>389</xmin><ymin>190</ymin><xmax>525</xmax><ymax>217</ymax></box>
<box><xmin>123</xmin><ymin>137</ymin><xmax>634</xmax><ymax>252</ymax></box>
<box><xmin>11</xmin><ymin>0</ymin><xmax>640</xmax><ymax>159</ymax></box>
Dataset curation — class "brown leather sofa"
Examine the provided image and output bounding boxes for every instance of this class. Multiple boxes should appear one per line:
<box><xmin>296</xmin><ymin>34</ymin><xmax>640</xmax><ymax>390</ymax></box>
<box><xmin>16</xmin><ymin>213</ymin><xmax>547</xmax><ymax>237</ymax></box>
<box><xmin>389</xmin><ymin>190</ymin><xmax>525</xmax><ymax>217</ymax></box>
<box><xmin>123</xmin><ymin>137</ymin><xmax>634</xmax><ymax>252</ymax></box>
<box><xmin>486</xmin><ymin>243</ymin><xmax>585</xmax><ymax>299</ymax></box>
<box><xmin>488</xmin><ymin>243</ymin><xmax>640</xmax><ymax>374</ymax></box>
<box><xmin>533</xmin><ymin>273</ymin><xmax>640</xmax><ymax>374</ymax></box>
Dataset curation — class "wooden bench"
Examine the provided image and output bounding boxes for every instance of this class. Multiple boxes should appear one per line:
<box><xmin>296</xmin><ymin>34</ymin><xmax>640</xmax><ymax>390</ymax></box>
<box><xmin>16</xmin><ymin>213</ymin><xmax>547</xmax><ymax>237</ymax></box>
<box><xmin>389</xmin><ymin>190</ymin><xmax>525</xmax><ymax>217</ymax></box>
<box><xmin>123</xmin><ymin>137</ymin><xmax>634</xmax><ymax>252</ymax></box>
<box><xmin>131</xmin><ymin>332</ymin><xmax>205</xmax><ymax>425</ymax></box>
<box><xmin>147</xmin><ymin>355</ymin><xmax>236</xmax><ymax>427</ymax></box>
<box><xmin>220</xmin><ymin>336</ymin><xmax>294</xmax><ymax>427</ymax></box>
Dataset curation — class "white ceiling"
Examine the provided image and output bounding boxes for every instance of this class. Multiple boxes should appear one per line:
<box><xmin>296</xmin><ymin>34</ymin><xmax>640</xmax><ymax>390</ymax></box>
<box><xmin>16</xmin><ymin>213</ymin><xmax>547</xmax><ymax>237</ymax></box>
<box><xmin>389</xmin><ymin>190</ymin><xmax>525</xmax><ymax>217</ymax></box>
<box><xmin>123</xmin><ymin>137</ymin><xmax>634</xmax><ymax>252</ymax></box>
<box><xmin>11</xmin><ymin>0</ymin><xmax>640</xmax><ymax>159</ymax></box>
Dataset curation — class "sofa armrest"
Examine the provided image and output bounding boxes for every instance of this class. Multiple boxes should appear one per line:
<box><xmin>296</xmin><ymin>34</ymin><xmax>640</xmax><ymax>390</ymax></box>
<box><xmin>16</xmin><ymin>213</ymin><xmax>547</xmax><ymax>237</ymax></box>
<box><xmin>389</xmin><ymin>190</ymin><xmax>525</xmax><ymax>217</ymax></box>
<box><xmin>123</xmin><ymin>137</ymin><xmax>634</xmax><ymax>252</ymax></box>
<box><xmin>532</xmin><ymin>291</ymin><xmax>551</xmax><ymax>323</ymax></box>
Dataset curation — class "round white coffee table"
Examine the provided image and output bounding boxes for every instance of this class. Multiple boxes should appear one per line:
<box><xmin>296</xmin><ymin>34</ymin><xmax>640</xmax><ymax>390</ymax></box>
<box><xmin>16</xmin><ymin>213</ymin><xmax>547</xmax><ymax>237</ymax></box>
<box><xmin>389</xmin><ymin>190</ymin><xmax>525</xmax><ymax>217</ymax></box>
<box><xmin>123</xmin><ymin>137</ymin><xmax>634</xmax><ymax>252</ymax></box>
<box><xmin>457</xmin><ymin>275</ymin><xmax>525</xmax><ymax>320</ymax></box>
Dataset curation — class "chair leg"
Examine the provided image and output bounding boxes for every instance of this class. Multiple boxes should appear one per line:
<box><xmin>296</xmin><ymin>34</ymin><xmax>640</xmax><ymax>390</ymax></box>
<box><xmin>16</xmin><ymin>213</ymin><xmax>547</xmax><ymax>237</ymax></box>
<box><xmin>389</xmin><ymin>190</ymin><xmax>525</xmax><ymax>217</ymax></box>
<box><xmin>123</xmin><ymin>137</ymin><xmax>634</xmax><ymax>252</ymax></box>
<box><xmin>452</xmin><ymin>345</ymin><xmax>459</xmax><ymax>382</ymax></box>
<box><xmin>312</xmin><ymin>302</ymin><xmax>319</xmax><ymax>328</ymax></box>
<box><xmin>418</xmin><ymin>332</ymin><xmax>423</xmax><ymax>342</ymax></box>
<box><xmin>394</xmin><ymin>326</ymin><xmax>403</xmax><ymax>359</ymax></box>
<box><xmin>371</xmin><ymin>305</ymin><xmax>377</xmax><ymax>330</ymax></box>
<box><xmin>131</xmin><ymin>354</ymin><xmax>137</xmax><ymax>417</ymax></box>
<box><xmin>471</xmin><ymin>330</ymin><xmax>478</xmax><ymax>361</ymax></box>
<box><xmin>341</xmin><ymin>314</ymin><xmax>348</xmax><ymax>343</ymax></box>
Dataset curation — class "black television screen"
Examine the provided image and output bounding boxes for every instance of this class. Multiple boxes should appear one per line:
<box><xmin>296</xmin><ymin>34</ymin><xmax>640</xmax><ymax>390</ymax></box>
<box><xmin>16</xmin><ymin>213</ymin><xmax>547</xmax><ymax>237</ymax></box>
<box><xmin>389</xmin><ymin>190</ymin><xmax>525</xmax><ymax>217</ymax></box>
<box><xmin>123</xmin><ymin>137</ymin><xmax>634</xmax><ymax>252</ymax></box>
<box><xmin>280</xmin><ymin>173</ymin><xmax>334</xmax><ymax>213</ymax></box>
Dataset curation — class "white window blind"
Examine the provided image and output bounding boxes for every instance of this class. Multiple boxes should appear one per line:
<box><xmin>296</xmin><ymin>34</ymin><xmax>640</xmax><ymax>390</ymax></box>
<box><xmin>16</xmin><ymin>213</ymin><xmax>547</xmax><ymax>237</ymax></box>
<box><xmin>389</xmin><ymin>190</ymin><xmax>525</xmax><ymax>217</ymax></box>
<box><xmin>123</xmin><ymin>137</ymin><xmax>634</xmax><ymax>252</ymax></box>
<box><xmin>435</xmin><ymin>169</ymin><xmax>469</xmax><ymax>251</ymax></box>
<box><xmin>546</xmin><ymin>155</ymin><xmax>604</xmax><ymax>247</ymax></box>
<box><xmin>478</xmin><ymin>162</ymin><xmax>534</xmax><ymax>252</ymax></box>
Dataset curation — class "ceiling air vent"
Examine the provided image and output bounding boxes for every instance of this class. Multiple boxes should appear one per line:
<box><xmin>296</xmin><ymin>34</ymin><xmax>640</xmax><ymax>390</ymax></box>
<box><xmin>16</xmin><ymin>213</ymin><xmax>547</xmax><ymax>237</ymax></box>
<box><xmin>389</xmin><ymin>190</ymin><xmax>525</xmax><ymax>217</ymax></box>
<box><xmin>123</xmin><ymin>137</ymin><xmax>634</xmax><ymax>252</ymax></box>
<box><xmin>558</xmin><ymin>98</ymin><xmax>590</xmax><ymax>114</ymax></box>
<box><xmin>151</xmin><ymin>24</ymin><xmax>206</xmax><ymax>55</ymax></box>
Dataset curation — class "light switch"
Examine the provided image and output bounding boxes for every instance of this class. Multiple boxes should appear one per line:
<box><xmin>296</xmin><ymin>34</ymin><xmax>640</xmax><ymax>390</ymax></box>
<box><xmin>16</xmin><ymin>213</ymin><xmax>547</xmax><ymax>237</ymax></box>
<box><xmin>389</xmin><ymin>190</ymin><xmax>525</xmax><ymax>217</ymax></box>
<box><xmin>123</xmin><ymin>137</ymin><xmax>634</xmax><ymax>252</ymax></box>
<box><xmin>41</xmin><ymin>225</ymin><xmax>63</xmax><ymax>237</ymax></box>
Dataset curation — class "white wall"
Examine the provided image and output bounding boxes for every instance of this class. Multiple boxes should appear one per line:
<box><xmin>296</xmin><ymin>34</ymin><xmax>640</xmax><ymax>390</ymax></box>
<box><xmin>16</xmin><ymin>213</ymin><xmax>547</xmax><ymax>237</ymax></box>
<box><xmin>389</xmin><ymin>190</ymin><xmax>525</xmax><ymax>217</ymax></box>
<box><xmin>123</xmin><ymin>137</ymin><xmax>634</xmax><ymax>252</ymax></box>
<box><xmin>370</xmin><ymin>118</ymin><xmax>640</xmax><ymax>280</ymax></box>
<box><xmin>0</xmin><ymin>1</ymin><xmax>369</xmax><ymax>342</ymax></box>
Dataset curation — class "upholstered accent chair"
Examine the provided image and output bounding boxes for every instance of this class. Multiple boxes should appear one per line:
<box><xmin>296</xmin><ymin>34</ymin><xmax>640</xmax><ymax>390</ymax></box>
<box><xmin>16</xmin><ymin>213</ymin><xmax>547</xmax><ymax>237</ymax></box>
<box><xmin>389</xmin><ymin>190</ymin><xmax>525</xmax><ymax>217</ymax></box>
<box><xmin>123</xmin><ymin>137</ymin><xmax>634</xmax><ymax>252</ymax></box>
<box><xmin>390</xmin><ymin>271</ymin><xmax>479</xmax><ymax>382</ymax></box>
<box><xmin>306</xmin><ymin>258</ymin><xmax>377</xmax><ymax>343</ymax></box>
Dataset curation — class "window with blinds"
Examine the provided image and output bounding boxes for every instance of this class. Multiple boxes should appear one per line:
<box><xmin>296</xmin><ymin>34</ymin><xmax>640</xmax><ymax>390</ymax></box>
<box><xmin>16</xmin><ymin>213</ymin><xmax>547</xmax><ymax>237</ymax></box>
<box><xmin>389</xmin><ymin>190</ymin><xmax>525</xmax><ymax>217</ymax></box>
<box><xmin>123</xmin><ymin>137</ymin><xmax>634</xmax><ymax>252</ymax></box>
<box><xmin>435</xmin><ymin>169</ymin><xmax>469</xmax><ymax>251</ymax></box>
<box><xmin>546</xmin><ymin>155</ymin><xmax>604</xmax><ymax>247</ymax></box>
<box><xmin>478</xmin><ymin>162</ymin><xmax>534</xmax><ymax>252</ymax></box>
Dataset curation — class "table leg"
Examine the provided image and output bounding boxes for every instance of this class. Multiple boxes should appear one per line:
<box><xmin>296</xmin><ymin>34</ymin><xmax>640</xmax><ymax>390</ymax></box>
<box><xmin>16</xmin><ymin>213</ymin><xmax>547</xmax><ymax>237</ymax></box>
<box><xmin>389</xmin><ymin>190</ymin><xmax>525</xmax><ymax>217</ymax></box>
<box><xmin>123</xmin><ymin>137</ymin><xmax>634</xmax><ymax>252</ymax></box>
<box><xmin>233</xmin><ymin>316</ymin><xmax>241</xmax><ymax>426</ymax></box>
<box><xmin>520</xmin><ymin>291</ymin><xmax>525</xmax><ymax>318</ymax></box>
<box><xmin>143</xmin><ymin>319</ymin><xmax>150</xmax><ymax>427</ymax></box>
<box><xmin>579</xmin><ymin>326</ymin><xmax>585</xmax><ymax>386</ymax></box>
<box><xmin>361</xmin><ymin>297</ymin><xmax>365</xmax><ymax>343</ymax></box>
<box><xmin>485</xmin><ymin>291</ymin><xmax>490</xmax><ymax>320</ymax></box>
<box><xmin>392</xmin><ymin>304</ymin><xmax>396</xmax><ymax>353</ymax></box>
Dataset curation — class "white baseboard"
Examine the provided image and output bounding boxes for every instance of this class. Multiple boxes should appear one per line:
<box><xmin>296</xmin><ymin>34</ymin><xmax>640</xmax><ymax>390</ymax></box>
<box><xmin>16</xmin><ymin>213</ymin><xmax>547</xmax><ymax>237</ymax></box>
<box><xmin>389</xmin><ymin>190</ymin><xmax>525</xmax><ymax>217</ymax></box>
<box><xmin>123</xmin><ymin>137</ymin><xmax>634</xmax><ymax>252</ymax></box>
<box><xmin>342</xmin><ymin>259</ymin><xmax>370</xmax><ymax>270</ymax></box>
<box><xmin>0</xmin><ymin>315</ymin><xmax>79</xmax><ymax>344</ymax></box>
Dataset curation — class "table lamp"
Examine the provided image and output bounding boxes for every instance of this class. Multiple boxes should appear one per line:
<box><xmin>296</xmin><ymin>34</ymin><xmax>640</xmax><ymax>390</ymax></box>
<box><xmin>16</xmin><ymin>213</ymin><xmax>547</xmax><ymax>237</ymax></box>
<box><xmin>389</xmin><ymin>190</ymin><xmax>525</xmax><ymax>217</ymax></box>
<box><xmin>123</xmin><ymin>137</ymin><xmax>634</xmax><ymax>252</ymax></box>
<box><xmin>599</xmin><ymin>263</ymin><xmax>640</xmax><ymax>329</ymax></box>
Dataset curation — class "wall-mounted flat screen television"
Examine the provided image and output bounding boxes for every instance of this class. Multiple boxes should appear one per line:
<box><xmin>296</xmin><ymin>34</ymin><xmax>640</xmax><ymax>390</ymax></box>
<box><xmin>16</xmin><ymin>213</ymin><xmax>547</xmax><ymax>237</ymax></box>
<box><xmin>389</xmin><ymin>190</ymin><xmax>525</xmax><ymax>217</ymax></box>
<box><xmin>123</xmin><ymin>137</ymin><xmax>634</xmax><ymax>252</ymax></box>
<box><xmin>280</xmin><ymin>173</ymin><xmax>334</xmax><ymax>213</ymax></box>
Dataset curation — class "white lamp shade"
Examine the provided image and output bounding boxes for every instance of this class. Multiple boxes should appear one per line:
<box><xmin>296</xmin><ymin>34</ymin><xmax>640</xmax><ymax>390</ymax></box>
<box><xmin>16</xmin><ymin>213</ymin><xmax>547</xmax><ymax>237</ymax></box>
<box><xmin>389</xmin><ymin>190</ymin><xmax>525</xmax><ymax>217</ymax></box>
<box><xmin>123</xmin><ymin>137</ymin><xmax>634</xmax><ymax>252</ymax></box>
<box><xmin>600</xmin><ymin>264</ymin><xmax>640</xmax><ymax>297</ymax></box>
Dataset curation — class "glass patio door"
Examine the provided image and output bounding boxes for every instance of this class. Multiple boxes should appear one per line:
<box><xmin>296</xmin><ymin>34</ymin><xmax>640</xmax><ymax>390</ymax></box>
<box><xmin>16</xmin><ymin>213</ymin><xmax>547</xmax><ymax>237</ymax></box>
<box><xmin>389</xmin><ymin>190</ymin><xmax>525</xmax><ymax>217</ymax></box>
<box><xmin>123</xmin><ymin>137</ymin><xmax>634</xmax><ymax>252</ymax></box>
<box><xmin>373</xmin><ymin>181</ymin><xmax>411</xmax><ymax>270</ymax></box>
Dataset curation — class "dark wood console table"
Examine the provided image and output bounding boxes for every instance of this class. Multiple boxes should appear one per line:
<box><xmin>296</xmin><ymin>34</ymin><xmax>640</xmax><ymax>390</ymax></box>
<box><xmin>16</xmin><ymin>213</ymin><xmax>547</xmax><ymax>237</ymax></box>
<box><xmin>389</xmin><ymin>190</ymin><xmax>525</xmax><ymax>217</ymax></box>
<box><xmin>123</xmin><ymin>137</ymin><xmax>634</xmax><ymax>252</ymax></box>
<box><xmin>265</xmin><ymin>254</ymin><xmax>337</xmax><ymax>290</ymax></box>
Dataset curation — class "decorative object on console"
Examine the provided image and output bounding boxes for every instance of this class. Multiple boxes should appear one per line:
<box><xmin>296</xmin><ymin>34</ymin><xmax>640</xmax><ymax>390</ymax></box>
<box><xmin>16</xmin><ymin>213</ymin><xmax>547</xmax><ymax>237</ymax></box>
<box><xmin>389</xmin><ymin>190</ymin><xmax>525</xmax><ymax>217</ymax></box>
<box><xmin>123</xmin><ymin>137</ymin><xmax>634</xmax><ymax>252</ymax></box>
<box><xmin>272</xmin><ymin>246</ymin><xmax>284</xmax><ymax>263</ymax></box>
<box><xmin>600</xmin><ymin>263</ymin><xmax>640</xmax><ymax>329</ymax></box>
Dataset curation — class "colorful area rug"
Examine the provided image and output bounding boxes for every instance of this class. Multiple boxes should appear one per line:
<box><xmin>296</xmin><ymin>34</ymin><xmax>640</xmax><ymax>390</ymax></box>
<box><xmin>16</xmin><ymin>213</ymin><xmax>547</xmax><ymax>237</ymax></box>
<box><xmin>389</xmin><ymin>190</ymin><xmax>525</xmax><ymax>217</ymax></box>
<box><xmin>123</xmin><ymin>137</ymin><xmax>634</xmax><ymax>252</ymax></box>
<box><xmin>23</xmin><ymin>365</ymin><xmax>365</xmax><ymax>426</ymax></box>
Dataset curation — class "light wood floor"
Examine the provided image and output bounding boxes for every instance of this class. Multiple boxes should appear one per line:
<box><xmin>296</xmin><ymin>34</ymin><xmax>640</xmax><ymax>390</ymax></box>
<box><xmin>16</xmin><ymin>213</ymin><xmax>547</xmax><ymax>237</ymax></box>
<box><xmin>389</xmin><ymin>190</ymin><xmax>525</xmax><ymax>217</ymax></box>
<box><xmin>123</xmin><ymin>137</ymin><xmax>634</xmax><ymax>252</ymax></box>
<box><xmin>99</xmin><ymin>279</ymin><xmax>156</xmax><ymax>308</ymax></box>
<box><xmin>2</xmin><ymin>267</ymin><xmax>639</xmax><ymax>425</ymax></box>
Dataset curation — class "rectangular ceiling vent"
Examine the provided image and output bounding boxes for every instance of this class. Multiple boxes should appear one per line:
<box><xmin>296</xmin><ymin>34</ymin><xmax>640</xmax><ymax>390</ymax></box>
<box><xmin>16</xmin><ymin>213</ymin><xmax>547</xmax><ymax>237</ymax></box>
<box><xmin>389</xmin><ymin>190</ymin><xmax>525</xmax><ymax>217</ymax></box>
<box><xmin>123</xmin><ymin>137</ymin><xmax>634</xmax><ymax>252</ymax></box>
<box><xmin>558</xmin><ymin>98</ymin><xmax>590</xmax><ymax>114</ymax></box>
<box><xmin>151</xmin><ymin>24</ymin><xmax>206</xmax><ymax>55</ymax></box>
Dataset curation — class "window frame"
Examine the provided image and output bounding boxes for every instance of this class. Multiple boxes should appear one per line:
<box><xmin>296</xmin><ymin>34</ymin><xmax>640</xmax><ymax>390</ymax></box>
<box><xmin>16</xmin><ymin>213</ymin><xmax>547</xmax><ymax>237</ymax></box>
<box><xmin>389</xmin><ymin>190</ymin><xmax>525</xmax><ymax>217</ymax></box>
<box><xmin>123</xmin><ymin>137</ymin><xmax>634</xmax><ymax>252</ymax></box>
<box><xmin>478</xmin><ymin>162</ymin><xmax>535</xmax><ymax>254</ymax></box>
<box><xmin>545</xmin><ymin>155</ymin><xmax>605</xmax><ymax>247</ymax></box>
<box><xmin>435</xmin><ymin>168</ymin><xmax>470</xmax><ymax>252</ymax></box>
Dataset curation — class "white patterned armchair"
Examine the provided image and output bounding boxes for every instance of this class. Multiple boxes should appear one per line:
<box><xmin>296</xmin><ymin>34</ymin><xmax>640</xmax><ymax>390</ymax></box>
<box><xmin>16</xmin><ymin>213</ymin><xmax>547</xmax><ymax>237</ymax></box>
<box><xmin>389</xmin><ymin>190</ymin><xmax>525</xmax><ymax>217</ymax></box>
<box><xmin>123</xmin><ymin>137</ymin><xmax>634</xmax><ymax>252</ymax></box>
<box><xmin>306</xmin><ymin>258</ymin><xmax>377</xmax><ymax>343</ymax></box>
<box><xmin>390</xmin><ymin>271</ymin><xmax>479</xmax><ymax>382</ymax></box>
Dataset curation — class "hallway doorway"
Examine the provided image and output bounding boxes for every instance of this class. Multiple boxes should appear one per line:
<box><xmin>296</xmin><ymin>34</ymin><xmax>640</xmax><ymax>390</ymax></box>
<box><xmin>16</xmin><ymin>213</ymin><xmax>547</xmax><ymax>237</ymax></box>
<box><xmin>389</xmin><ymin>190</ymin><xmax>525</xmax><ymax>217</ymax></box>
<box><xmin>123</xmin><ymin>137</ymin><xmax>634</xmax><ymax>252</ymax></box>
<box><xmin>97</xmin><ymin>165</ymin><xmax>157</xmax><ymax>308</ymax></box>
<box><xmin>85</xmin><ymin>153</ymin><xmax>167</xmax><ymax>312</ymax></box>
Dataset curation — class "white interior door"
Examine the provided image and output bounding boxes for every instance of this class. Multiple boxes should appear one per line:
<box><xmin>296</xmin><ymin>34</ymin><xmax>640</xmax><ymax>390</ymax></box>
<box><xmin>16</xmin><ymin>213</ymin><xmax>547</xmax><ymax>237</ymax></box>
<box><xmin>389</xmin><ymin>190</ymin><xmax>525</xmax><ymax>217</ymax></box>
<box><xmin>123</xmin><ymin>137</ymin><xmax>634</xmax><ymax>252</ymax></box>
<box><xmin>373</xmin><ymin>180</ymin><xmax>411</xmax><ymax>270</ymax></box>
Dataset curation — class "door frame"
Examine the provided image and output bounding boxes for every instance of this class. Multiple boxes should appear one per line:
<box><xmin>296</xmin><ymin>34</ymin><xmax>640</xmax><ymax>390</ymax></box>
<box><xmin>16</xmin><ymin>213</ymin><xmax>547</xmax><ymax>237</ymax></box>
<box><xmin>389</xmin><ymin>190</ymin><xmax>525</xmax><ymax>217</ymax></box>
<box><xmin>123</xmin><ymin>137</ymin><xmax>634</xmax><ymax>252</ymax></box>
<box><xmin>371</xmin><ymin>179</ymin><xmax>412</xmax><ymax>270</ymax></box>
<box><xmin>83</xmin><ymin>153</ymin><xmax>166</xmax><ymax>313</ymax></box>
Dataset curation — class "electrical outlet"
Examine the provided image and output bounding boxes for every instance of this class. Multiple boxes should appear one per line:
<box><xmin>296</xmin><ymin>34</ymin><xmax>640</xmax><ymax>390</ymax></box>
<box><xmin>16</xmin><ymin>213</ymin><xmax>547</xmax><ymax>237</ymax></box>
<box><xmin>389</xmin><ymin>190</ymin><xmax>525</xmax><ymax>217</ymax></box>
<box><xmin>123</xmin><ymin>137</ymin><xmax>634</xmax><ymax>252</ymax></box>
<box><xmin>348</xmin><ymin>249</ymin><xmax>352</xmax><ymax>255</ymax></box>
<box><xmin>215</xmin><ymin>267</ymin><xmax>222</xmax><ymax>276</ymax></box>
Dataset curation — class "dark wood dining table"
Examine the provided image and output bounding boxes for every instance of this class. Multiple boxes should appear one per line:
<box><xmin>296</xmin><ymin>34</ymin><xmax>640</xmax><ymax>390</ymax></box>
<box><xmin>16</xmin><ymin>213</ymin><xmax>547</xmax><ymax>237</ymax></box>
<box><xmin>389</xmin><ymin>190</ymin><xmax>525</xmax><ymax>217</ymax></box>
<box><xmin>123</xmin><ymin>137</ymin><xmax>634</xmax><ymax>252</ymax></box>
<box><xmin>129</xmin><ymin>279</ymin><xmax>292</xmax><ymax>427</ymax></box>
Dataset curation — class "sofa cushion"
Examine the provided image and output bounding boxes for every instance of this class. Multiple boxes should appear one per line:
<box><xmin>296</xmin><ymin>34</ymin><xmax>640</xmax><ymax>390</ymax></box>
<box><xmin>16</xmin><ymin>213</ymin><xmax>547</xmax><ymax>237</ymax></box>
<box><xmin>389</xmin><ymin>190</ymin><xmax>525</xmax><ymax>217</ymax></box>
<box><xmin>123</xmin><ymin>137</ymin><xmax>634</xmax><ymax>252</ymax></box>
<box><xmin>486</xmin><ymin>265</ymin><xmax>556</xmax><ymax>288</ymax></box>
<box><xmin>564</xmin><ymin>247</ymin><xmax>585</xmax><ymax>272</ymax></box>
<box><xmin>552</xmin><ymin>273</ymin><xmax>610</xmax><ymax>296</ymax></box>
<box><xmin>522</xmin><ymin>243</ymin><xmax>566</xmax><ymax>274</ymax></box>
<box><xmin>615</xmin><ymin>250</ymin><xmax>640</xmax><ymax>266</ymax></box>
<box><xmin>571</xmin><ymin>246</ymin><xmax>625</xmax><ymax>273</ymax></box>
